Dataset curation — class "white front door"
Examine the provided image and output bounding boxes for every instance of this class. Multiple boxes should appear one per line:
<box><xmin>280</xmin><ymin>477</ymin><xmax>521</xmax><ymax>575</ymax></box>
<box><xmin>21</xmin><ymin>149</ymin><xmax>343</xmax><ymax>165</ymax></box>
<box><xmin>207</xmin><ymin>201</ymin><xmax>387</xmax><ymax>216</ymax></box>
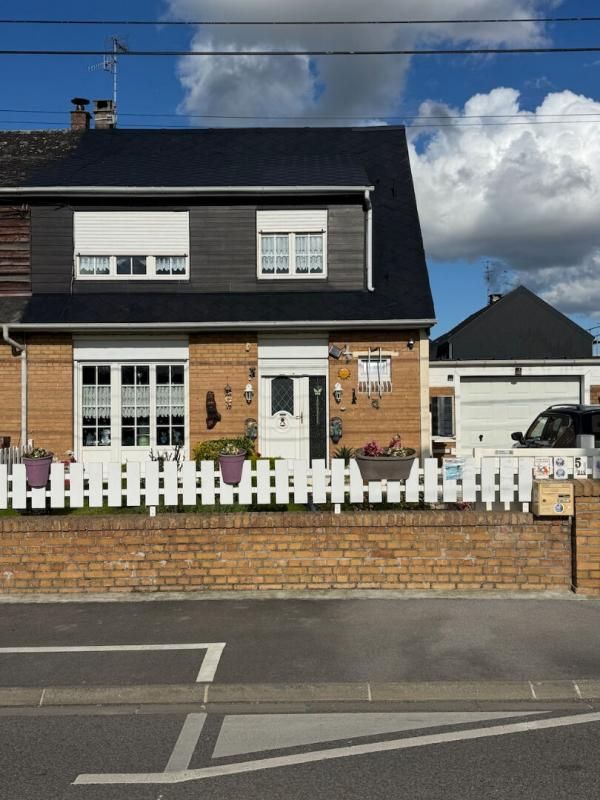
<box><xmin>261</xmin><ymin>376</ymin><xmax>310</xmax><ymax>461</ymax></box>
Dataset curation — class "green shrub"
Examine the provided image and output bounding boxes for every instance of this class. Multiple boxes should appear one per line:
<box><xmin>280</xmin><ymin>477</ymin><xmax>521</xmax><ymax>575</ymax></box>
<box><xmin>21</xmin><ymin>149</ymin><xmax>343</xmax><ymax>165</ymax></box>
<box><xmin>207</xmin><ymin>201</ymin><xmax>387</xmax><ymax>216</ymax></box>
<box><xmin>193</xmin><ymin>437</ymin><xmax>256</xmax><ymax>464</ymax></box>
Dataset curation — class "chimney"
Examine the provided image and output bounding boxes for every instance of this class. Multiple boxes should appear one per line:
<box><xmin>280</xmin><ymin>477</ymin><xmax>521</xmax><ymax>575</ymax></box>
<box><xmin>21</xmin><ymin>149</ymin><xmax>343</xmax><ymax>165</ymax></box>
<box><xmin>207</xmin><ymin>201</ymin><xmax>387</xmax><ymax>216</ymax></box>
<box><xmin>93</xmin><ymin>99</ymin><xmax>116</xmax><ymax>129</ymax></box>
<box><xmin>70</xmin><ymin>97</ymin><xmax>91</xmax><ymax>130</ymax></box>
<box><xmin>488</xmin><ymin>293</ymin><xmax>503</xmax><ymax>305</ymax></box>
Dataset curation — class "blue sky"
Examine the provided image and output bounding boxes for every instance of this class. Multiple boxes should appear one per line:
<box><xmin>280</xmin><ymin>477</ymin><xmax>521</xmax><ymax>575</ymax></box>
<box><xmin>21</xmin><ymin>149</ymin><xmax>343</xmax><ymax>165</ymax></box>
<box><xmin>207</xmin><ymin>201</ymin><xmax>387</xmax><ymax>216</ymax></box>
<box><xmin>1</xmin><ymin>0</ymin><xmax>600</xmax><ymax>340</ymax></box>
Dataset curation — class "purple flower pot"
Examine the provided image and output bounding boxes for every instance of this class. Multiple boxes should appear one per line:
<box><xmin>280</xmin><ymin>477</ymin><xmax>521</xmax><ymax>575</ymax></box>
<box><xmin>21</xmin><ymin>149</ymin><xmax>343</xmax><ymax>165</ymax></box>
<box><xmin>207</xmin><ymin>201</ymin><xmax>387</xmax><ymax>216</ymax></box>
<box><xmin>22</xmin><ymin>455</ymin><xmax>54</xmax><ymax>488</ymax></box>
<box><xmin>219</xmin><ymin>453</ymin><xmax>246</xmax><ymax>486</ymax></box>
<box><xmin>355</xmin><ymin>450</ymin><xmax>416</xmax><ymax>482</ymax></box>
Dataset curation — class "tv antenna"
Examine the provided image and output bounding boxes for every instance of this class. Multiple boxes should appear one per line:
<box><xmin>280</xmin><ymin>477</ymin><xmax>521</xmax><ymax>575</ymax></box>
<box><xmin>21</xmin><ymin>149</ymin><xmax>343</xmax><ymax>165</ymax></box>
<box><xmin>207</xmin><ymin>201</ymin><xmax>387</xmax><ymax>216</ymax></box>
<box><xmin>89</xmin><ymin>35</ymin><xmax>128</xmax><ymax>125</ymax></box>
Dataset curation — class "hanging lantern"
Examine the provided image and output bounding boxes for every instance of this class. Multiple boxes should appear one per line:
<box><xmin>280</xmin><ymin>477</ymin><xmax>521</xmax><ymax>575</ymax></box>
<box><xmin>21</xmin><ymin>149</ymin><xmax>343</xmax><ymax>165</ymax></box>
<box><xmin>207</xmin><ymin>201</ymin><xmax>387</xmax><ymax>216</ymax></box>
<box><xmin>244</xmin><ymin>382</ymin><xmax>255</xmax><ymax>404</ymax></box>
<box><xmin>333</xmin><ymin>382</ymin><xmax>343</xmax><ymax>404</ymax></box>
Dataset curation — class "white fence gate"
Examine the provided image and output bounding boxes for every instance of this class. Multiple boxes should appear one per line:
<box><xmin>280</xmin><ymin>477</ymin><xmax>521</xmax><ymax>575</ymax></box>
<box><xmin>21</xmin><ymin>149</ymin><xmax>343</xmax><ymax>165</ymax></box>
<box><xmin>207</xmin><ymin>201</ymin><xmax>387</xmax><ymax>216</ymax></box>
<box><xmin>1</xmin><ymin>451</ymin><xmax>599</xmax><ymax>514</ymax></box>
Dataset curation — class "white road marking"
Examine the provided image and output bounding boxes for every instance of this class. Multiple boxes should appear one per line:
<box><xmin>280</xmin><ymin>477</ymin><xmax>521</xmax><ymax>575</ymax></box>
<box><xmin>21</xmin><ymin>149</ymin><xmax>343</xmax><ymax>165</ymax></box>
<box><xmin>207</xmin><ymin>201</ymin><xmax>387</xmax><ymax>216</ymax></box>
<box><xmin>529</xmin><ymin>681</ymin><xmax>537</xmax><ymax>700</ymax></box>
<box><xmin>213</xmin><ymin>712</ymin><xmax>540</xmax><ymax>759</ymax></box>
<box><xmin>74</xmin><ymin>711</ymin><xmax>600</xmax><ymax>786</ymax></box>
<box><xmin>0</xmin><ymin>643</ymin><xmax>226</xmax><ymax>683</ymax></box>
<box><xmin>196</xmin><ymin>643</ymin><xmax>226</xmax><ymax>683</ymax></box>
<box><xmin>165</xmin><ymin>714</ymin><xmax>207</xmax><ymax>773</ymax></box>
<box><xmin>574</xmin><ymin>681</ymin><xmax>583</xmax><ymax>699</ymax></box>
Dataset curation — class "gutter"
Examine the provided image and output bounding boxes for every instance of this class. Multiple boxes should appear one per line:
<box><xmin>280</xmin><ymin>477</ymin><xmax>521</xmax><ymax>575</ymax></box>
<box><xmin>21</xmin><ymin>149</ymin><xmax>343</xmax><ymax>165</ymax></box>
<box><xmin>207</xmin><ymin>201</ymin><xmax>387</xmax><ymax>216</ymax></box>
<box><xmin>430</xmin><ymin>358</ymin><xmax>600</xmax><ymax>367</ymax></box>
<box><xmin>364</xmin><ymin>189</ymin><xmax>374</xmax><ymax>292</ymax></box>
<box><xmin>6</xmin><ymin>318</ymin><xmax>436</xmax><ymax>333</ymax></box>
<box><xmin>0</xmin><ymin>184</ymin><xmax>375</xmax><ymax>198</ymax></box>
<box><xmin>1</xmin><ymin>325</ymin><xmax>26</xmax><ymax>447</ymax></box>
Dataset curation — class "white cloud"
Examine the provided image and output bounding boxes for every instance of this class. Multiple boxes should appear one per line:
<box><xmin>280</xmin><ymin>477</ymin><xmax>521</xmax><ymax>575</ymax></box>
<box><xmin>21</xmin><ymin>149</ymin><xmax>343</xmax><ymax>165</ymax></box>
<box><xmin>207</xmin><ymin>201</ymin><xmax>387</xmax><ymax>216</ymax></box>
<box><xmin>165</xmin><ymin>0</ymin><xmax>555</xmax><ymax>122</ymax></box>
<box><xmin>409</xmin><ymin>88</ymin><xmax>600</xmax><ymax>316</ymax></box>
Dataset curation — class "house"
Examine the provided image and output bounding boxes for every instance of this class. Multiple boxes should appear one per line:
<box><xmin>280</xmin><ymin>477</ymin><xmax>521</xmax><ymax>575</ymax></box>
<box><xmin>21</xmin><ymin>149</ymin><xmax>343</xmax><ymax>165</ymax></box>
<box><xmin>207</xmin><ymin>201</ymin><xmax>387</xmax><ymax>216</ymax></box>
<box><xmin>430</xmin><ymin>285</ymin><xmax>600</xmax><ymax>454</ymax></box>
<box><xmin>0</xmin><ymin>100</ymin><xmax>435</xmax><ymax>465</ymax></box>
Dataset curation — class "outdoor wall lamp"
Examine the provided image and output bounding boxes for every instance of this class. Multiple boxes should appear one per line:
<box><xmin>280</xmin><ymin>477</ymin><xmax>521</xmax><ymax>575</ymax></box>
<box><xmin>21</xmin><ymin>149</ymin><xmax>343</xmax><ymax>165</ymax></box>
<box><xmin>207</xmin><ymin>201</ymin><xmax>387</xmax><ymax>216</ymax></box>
<box><xmin>333</xmin><ymin>382</ymin><xmax>344</xmax><ymax>404</ymax></box>
<box><xmin>407</xmin><ymin>338</ymin><xmax>415</xmax><ymax>350</ymax></box>
<box><xmin>244</xmin><ymin>383</ymin><xmax>255</xmax><ymax>404</ymax></box>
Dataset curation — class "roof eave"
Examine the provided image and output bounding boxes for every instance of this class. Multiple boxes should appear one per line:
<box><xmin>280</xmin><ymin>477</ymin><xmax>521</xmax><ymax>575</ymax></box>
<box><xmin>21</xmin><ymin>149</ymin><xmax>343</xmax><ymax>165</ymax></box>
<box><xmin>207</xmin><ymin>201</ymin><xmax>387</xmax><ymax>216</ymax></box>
<box><xmin>0</xmin><ymin>184</ymin><xmax>375</xmax><ymax>197</ymax></box>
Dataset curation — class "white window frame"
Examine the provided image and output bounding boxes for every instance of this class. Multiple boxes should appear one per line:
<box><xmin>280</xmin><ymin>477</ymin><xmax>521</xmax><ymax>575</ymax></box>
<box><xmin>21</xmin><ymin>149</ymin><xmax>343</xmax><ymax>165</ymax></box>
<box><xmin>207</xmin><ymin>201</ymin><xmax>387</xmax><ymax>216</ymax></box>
<box><xmin>76</xmin><ymin>254</ymin><xmax>189</xmax><ymax>280</ymax></box>
<box><xmin>256</xmin><ymin>210</ymin><xmax>328</xmax><ymax>280</ymax></box>
<box><xmin>257</xmin><ymin>231</ymin><xmax>327</xmax><ymax>280</ymax></box>
<box><xmin>358</xmin><ymin>356</ymin><xmax>392</xmax><ymax>394</ymax></box>
<box><xmin>75</xmin><ymin>359</ymin><xmax>189</xmax><ymax>461</ymax></box>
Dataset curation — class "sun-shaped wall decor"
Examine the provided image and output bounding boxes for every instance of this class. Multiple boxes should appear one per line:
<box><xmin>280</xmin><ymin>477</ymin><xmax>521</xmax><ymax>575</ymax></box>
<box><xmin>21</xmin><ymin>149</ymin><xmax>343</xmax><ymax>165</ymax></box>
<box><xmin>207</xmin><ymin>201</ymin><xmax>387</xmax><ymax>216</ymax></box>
<box><xmin>338</xmin><ymin>367</ymin><xmax>351</xmax><ymax>380</ymax></box>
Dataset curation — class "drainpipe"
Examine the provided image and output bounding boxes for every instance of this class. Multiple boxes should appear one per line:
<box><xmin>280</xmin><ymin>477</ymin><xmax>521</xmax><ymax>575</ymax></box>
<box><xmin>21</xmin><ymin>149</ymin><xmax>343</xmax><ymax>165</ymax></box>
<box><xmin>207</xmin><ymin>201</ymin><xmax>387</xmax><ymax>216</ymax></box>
<box><xmin>2</xmin><ymin>325</ymin><xmax>27</xmax><ymax>446</ymax></box>
<box><xmin>364</xmin><ymin>189</ymin><xmax>374</xmax><ymax>291</ymax></box>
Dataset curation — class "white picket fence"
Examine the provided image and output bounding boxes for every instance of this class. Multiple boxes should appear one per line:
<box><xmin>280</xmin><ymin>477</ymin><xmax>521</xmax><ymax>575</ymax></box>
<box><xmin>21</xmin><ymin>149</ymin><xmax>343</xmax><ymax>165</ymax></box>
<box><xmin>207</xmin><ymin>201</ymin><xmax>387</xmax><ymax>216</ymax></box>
<box><xmin>1</xmin><ymin>452</ymin><xmax>599</xmax><ymax>514</ymax></box>
<box><xmin>0</xmin><ymin>445</ymin><xmax>26</xmax><ymax>474</ymax></box>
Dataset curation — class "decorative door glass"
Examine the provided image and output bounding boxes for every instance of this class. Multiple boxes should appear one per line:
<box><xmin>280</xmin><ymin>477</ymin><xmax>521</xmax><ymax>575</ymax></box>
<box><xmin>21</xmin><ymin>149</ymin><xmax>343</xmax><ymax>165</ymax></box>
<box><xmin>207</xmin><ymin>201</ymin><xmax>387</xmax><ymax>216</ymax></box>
<box><xmin>121</xmin><ymin>365</ymin><xmax>151</xmax><ymax>446</ymax></box>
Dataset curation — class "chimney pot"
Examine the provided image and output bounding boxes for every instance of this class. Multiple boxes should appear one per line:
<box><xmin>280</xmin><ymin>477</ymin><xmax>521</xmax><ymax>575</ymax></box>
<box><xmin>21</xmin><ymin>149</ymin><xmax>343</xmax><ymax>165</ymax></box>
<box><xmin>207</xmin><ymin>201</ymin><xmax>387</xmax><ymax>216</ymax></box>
<box><xmin>93</xmin><ymin>99</ymin><xmax>116</xmax><ymax>129</ymax></box>
<box><xmin>488</xmin><ymin>293</ymin><xmax>503</xmax><ymax>305</ymax></box>
<box><xmin>70</xmin><ymin>97</ymin><xmax>91</xmax><ymax>130</ymax></box>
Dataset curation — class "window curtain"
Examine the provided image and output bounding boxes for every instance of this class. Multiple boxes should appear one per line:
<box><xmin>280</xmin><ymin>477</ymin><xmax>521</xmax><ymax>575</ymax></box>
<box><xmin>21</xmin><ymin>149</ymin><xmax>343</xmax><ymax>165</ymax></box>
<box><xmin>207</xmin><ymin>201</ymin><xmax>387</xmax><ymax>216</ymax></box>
<box><xmin>82</xmin><ymin>385</ymin><xmax>111</xmax><ymax>417</ymax></box>
<box><xmin>155</xmin><ymin>384</ymin><xmax>185</xmax><ymax>417</ymax></box>
<box><xmin>121</xmin><ymin>385</ymin><xmax>150</xmax><ymax>418</ymax></box>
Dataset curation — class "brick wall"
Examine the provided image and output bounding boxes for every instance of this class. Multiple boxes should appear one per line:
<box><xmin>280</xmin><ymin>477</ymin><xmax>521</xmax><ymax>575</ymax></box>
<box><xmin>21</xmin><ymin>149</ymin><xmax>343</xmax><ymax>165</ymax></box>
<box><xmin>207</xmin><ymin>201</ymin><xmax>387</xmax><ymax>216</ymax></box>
<box><xmin>0</xmin><ymin>510</ymin><xmax>571</xmax><ymax>594</ymax></box>
<box><xmin>573</xmin><ymin>480</ymin><xmax>600</xmax><ymax>595</ymax></box>
<box><xmin>0</xmin><ymin>342</ymin><xmax>22</xmax><ymax>445</ymax></box>
<box><xmin>590</xmin><ymin>384</ymin><xmax>600</xmax><ymax>405</ymax></box>
<box><xmin>26</xmin><ymin>334</ymin><xmax>73</xmax><ymax>457</ymax></box>
<box><xmin>328</xmin><ymin>330</ymin><xmax>422</xmax><ymax>454</ymax></box>
<box><xmin>189</xmin><ymin>333</ymin><xmax>258</xmax><ymax>450</ymax></box>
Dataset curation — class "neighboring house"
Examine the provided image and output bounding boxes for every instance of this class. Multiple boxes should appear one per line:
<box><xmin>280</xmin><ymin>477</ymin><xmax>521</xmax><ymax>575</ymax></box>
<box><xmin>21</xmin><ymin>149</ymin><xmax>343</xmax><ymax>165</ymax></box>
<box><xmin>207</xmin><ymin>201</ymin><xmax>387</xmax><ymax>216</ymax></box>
<box><xmin>430</xmin><ymin>286</ymin><xmax>600</xmax><ymax>454</ymax></box>
<box><xmin>0</xmin><ymin>100</ymin><xmax>435</xmax><ymax>465</ymax></box>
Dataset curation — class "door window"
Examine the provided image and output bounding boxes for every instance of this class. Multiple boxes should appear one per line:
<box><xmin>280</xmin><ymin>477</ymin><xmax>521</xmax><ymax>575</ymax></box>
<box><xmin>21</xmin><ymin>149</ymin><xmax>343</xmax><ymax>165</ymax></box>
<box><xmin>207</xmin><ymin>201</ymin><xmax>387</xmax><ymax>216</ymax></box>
<box><xmin>81</xmin><ymin>365</ymin><xmax>111</xmax><ymax>447</ymax></box>
<box><xmin>271</xmin><ymin>376</ymin><xmax>294</xmax><ymax>415</ymax></box>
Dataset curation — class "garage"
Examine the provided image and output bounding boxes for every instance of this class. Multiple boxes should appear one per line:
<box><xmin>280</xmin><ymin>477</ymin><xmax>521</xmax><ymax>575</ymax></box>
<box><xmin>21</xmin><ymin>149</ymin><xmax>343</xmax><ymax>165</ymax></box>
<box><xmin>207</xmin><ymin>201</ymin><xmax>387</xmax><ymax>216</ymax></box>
<box><xmin>459</xmin><ymin>376</ymin><xmax>581</xmax><ymax>451</ymax></box>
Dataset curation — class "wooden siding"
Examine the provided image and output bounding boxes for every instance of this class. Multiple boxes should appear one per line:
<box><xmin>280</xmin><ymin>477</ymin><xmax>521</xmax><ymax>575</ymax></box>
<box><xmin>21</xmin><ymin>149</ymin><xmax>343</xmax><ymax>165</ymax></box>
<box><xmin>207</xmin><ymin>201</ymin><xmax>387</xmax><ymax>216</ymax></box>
<box><xmin>0</xmin><ymin>205</ymin><xmax>31</xmax><ymax>295</ymax></box>
<box><xmin>31</xmin><ymin>201</ymin><xmax>366</xmax><ymax>294</ymax></box>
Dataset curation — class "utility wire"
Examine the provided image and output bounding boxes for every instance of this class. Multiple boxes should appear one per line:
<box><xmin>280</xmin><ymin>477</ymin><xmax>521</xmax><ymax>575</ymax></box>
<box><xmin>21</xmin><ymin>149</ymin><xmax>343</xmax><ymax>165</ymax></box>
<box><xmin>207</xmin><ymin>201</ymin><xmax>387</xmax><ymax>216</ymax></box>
<box><xmin>2</xmin><ymin>46</ymin><xmax>600</xmax><ymax>56</ymax></box>
<box><xmin>4</xmin><ymin>107</ymin><xmax>600</xmax><ymax>121</ymax></box>
<box><xmin>1</xmin><ymin>16</ymin><xmax>600</xmax><ymax>26</ymax></box>
<box><xmin>4</xmin><ymin>119</ymin><xmax>600</xmax><ymax>129</ymax></box>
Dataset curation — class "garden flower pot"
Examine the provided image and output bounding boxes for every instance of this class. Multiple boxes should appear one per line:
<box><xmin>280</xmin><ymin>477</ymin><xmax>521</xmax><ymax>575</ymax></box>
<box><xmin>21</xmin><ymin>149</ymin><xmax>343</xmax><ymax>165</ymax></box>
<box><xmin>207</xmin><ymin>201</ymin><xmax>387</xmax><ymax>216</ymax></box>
<box><xmin>22</xmin><ymin>455</ymin><xmax>54</xmax><ymax>488</ymax></box>
<box><xmin>355</xmin><ymin>450</ymin><xmax>416</xmax><ymax>482</ymax></box>
<box><xmin>219</xmin><ymin>453</ymin><xmax>246</xmax><ymax>485</ymax></box>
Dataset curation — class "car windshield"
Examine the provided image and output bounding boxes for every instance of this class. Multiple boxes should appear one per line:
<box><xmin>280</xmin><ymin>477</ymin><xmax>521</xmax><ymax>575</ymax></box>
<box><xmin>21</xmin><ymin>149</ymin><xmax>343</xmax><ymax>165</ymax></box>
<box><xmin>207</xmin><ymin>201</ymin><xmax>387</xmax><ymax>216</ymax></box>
<box><xmin>525</xmin><ymin>412</ymin><xmax>576</xmax><ymax>446</ymax></box>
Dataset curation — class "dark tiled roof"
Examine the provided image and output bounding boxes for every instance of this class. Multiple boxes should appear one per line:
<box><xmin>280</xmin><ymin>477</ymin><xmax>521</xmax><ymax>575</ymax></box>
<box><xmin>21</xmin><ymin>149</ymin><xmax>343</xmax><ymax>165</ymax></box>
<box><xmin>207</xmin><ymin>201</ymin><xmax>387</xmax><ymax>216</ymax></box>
<box><xmin>0</xmin><ymin>290</ymin><xmax>433</xmax><ymax>327</ymax></box>
<box><xmin>0</xmin><ymin>126</ymin><xmax>435</xmax><ymax>325</ymax></box>
<box><xmin>1</xmin><ymin>129</ymin><xmax>372</xmax><ymax>188</ymax></box>
<box><xmin>432</xmin><ymin>285</ymin><xmax>593</xmax><ymax>360</ymax></box>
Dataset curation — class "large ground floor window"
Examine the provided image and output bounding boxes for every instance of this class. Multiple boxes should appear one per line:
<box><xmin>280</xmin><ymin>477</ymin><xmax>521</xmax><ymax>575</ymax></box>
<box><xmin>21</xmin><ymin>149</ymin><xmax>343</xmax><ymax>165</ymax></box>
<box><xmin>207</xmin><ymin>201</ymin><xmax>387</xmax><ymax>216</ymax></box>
<box><xmin>78</xmin><ymin>361</ymin><xmax>187</xmax><ymax>458</ymax></box>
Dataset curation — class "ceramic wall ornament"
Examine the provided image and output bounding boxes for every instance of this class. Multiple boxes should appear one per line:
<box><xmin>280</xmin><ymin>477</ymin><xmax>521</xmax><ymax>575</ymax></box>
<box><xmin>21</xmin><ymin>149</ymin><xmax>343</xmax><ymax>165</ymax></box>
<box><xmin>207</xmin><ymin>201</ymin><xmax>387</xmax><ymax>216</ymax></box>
<box><xmin>224</xmin><ymin>383</ymin><xmax>233</xmax><ymax>411</ymax></box>
<box><xmin>338</xmin><ymin>367</ymin><xmax>351</xmax><ymax>380</ymax></box>
<box><xmin>245</xmin><ymin>417</ymin><xmax>258</xmax><ymax>440</ymax></box>
<box><xmin>206</xmin><ymin>391</ymin><xmax>221</xmax><ymax>430</ymax></box>
<box><xmin>329</xmin><ymin>416</ymin><xmax>343</xmax><ymax>444</ymax></box>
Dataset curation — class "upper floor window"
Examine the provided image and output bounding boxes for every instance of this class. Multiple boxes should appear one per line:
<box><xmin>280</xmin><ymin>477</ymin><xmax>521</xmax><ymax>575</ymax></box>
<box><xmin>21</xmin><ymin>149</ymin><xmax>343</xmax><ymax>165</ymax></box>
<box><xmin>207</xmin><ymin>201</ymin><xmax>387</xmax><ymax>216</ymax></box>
<box><xmin>257</xmin><ymin>210</ymin><xmax>327</xmax><ymax>279</ymax></box>
<box><xmin>74</xmin><ymin>211</ymin><xmax>190</xmax><ymax>280</ymax></box>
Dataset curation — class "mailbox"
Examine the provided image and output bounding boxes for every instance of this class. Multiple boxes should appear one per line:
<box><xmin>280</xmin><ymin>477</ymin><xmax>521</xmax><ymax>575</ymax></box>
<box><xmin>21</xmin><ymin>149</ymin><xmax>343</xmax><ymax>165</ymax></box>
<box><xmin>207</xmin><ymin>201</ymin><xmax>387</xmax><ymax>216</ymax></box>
<box><xmin>532</xmin><ymin>480</ymin><xmax>574</xmax><ymax>517</ymax></box>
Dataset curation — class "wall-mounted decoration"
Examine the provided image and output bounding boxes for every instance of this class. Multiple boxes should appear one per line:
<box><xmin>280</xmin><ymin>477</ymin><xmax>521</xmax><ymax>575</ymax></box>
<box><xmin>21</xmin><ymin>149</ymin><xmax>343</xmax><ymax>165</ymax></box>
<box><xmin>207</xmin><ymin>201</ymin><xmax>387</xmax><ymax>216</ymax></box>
<box><xmin>248</xmin><ymin>367</ymin><xmax>256</xmax><ymax>379</ymax></box>
<box><xmin>245</xmin><ymin>417</ymin><xmax>258</xmax><ymax>440</ymax></box>
<box><xmin>224</xmin><ymin>383</ymin><xmax>233</xmax><ymax>411</ymax></box>
<box><xmin>352</xmin><ymin>388</ymin><xmax>357</xmax><ymax>405</ymax></box>
<box><xmin>371</xmin><ymin>398</ymin><xmax>380</xmax><ymax>410</ymax></box>
<box><xmin>338</xmin><ymin>367</ymin><xmax>350</xmax><ymax>380</ymax></box>
<box><xmin>244</xmin><ymin>382</ymin><xmax>254</xmax><ymax>404</ymax></box>
<box><xmin>206</xmin><ymin>391</ymin><xmax>221</xmax><ymax>430</ymax></box>
<box><xmin>312</xmin><ymin>385</ymin><xmax>323</xmax><ymax>425</ymax></box>
<box><xmin>330</xmin><ymin>416</ymin><xmax>343</xmax><ymax>443</ymax></box>
<box><xmin>333</xmin><ymin>382</ymin><xmax>343</xmax><ymax>404</ymax></box>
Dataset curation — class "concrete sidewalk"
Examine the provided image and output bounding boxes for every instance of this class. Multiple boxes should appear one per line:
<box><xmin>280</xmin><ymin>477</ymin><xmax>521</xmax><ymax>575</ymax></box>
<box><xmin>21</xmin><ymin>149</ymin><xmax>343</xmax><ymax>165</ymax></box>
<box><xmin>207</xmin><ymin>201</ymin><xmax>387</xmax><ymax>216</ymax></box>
<box><xmin>3</xmin><ymin>679</ymin><xmax>600</xmax><ymax>709</ymax></box>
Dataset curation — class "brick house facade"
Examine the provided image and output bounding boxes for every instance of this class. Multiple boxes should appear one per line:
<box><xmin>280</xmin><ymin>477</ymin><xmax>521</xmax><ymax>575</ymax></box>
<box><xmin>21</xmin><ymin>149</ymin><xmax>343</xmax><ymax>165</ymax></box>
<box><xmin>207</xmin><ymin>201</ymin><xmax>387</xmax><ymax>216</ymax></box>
<box><xmin>0</xmin><ymin>118</ymin><xmax>435</xmax><ymax>463</ymax></box>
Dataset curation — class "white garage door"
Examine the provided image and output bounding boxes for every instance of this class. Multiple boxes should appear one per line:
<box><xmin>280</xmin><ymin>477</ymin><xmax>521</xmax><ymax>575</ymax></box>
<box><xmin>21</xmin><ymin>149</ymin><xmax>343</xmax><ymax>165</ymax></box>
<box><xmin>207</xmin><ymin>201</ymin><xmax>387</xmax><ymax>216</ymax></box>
<box><xmin>459</xmin><ymin>376</ymin><xmax>581</xmax><ymax>452</ymax></box>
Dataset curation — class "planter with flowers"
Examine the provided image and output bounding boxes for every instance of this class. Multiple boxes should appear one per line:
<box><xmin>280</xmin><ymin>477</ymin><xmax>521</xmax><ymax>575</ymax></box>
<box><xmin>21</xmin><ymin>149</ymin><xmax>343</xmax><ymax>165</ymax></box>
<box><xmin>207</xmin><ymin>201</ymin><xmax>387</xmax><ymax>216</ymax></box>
<box><xmin>218</xmin><ymin>441</ymin><xmax>248</xmax><ymax>486</ymax></box>
<box><xmin>22</xmin><ymin>447</ymin><xmax>54</xmax><ymax>488</ymax></box>
<box><xmin>355</xmin><ymin>435</ymin><xmax>416</xmax><ymax>482</ymax></box>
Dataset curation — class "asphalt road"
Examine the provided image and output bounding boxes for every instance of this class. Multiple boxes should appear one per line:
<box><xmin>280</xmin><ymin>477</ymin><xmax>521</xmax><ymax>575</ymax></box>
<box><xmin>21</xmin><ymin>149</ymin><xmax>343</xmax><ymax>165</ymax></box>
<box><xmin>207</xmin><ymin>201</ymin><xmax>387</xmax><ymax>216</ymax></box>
<box><xmin>1</xmin><ymin>597</ymin><xmax>600</xmax><ymax>686</ymax></box>
<box><xmin>2</xmin><ymin>705</ymin><xmax>600</xmax><ymax>800</ymax></box>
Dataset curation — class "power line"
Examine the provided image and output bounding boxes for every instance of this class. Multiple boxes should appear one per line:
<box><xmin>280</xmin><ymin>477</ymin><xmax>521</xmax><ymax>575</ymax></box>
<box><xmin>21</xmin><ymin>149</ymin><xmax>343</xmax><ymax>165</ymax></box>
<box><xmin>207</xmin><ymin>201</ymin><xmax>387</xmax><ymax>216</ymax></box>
<box><xmin>1</xmin><ymin>16</ymin><xmax>600</xmax><ymax>26</ymax></box>
<box><xmin>4</xmin><ymin>118</ymin><xmax>600</xmax><ymax>129</ymax></box>
<box><xmin>2</xmin><ymin>46</ymin><xmax>600</xmax><ymax>57</ymax></box>
<box><xmin>4</xmin><ymin>107</ymin><xmax>600</xmax><ymax>121</ymax></box>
